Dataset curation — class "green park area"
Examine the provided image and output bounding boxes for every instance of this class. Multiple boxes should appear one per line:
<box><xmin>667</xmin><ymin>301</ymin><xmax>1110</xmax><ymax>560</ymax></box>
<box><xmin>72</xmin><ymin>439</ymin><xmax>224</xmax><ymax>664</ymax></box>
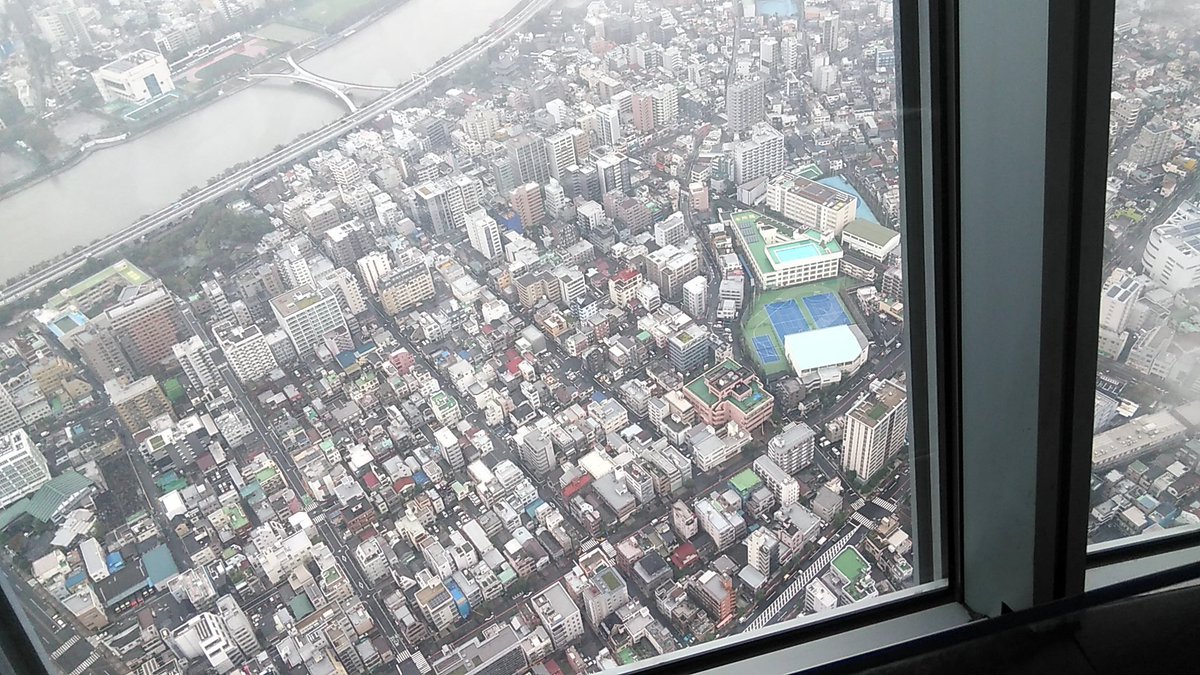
<box><xmin>740</xmin><ymin>278</ymin><xmax>855</xmax><ymax>377</ymax></box>
<box><xmin>195</xmin><ymin>54</ymin><xmax>255</xmax><ymax>83</ymax></box>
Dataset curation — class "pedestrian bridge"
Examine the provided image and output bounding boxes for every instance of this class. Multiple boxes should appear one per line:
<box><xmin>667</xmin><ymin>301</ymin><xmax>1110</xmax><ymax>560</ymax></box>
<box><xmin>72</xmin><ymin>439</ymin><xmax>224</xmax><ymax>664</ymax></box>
<box><xmin>247</xmin><ymin>54</ymin><xmax>395</xmax><ymax>112</ymax></box>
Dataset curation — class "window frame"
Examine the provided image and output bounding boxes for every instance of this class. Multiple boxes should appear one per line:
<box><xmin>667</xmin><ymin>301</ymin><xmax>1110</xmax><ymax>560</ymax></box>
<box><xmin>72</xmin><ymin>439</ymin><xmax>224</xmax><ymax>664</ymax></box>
<box><xmin>0</xmin><ymin>0</ymin><xmax>1180</xmax><ymax>673</ymax></box>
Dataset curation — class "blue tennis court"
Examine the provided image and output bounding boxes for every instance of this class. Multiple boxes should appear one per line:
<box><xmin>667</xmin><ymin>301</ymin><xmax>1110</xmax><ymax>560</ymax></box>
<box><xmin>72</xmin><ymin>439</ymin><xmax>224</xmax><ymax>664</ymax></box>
<box><xmin>766</xmin><ymin>299</ymin><xmax>809</xmax><ymax>337</ymax></box>
<box><xmin>804</xmin><ymin>293</ymin><xmax>852</xmax><ymax>329</ymax></box>
<box><xmin>752</xmin><ymin>336</ymin><xmax>780</xmax><ymax>363</ymax></box>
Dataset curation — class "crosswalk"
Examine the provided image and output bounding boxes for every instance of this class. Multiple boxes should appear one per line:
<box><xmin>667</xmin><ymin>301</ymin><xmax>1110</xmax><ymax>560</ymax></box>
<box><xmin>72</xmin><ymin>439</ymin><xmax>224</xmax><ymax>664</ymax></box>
<box><xmin>66</xmin><ymin>652</ymin><xmax>98</xmax><ymax>675</ymax></box>
<box><xmin>850</xmin><ymin>497</ymin><xmax>866</xmax><ymax>511</ymax></box>
<box><xmin>872</xmin><ymin>496</ymin><xmax>898</xmax><ymax>513</ymax></box>
<box><xmin>51</xmin><ymin>635</ymin><xmax>79</xmax><ymax>658</ymax></box>
<box><xmin>746</xmin><ymin>524</ymin><xmax>862</xmax><ymax>632</ymax></box>
<box><xmin>851</xmin><ymin>512</ymin><xmax>875</xmax><ymax>527</ymax></box>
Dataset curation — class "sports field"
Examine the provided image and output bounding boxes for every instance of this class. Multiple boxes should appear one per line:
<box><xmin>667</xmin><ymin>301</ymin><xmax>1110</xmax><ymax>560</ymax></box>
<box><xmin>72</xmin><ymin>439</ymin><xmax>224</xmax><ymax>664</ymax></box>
<box><xmin>740</xmin><ymin>278</ymin><xmax>854</xmax><ymax>376</ymax></box>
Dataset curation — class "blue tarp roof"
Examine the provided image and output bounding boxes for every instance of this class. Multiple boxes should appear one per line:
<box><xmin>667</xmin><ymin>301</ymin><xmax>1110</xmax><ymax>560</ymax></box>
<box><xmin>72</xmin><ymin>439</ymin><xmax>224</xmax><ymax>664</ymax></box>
<box><xmin>525</xmin><ymin>499</ymin><xmax>546</xmax><ymax>520</ymax></box>
<box><xmin>106</xmin><ymin>552</ymin><xmax>125</xmax><ymax>573</ymax></box>
<box><xmin>445</xmin><ymin>579</ymin><xmax>470</xmax><ymax>618</ymax></box>
<box><xmin>591</xmin><ymin>391</ymin><xmax>607</xmax><ymax>403</ymax></box>
<box><xmin>413</xmin><ymin>471</ymin><xmax>430</xmax><ymax>486</ymax></box>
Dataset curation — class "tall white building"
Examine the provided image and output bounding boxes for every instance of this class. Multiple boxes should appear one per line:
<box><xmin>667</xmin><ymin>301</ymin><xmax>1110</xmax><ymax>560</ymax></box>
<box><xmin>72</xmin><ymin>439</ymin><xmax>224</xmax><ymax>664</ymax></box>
<box><xmin>842</xmin><ymin>380</ymin><xmax>908</xmax><ymax>482</ymax></box>
<box><xmin>582</xmin><ymin>566</ymin><xmax>629</xmax><ymax>626</ymax></box>
<box><xmin>546</xmin><ymin>130</ymin><xmax>579</xmax><ymax>181</ymax></box>
<box><xmin>1097</xmin><ymin>267</ymin><xmax>1149</xmax><ymax>358</ymax></box>
<box><xmin>413</xmin><ymin>174</ymin><xmax>483</xmax><ymax>236</ymax></box>
<box><xmin>1143</xmin><ymin>201</ymin><xmax>1200</xmax><ymax>293</ymax></box>
<box><xmin>745</xmin><ymin>527</ymin><xmax>778</xmax><ymax>575</ymax></box>
<box><xmin>93</xmin><ymin>50</ymin><xmax>175</xmax><ymax>104</ymax></box>
<box><xmin>597</xmin><ymin>104</ymin><xmax>622</xmax><ymax>145</ymax></box>
<box><xmin>356</xmin><ymin>251</ymin><xmax>392</xmax><ymax>295</ymax></box>
<box><xmin>731</xmin><ymin>122</ymin><xmax>785</xmax><ymax>186</ymax></box>
<box><xmin>213</xmin><ymin>321</ymin><xmax>278</xmax><ymax>383</ymax></box>
<box><xmin>172</xmin><ymin>336</ymin><xmax>219</xmax><ymax>390</ymax></box>
<box><xmin>531</xmin><ymin>582</ymin><xmax>583</xmax><ymax>650</ymax></box>
<box><xmin>0</xmin><ymin>430</ymin><xmax>50</xmax><ymax>509</ymax></box>
<box><xmin>767</xmin><ymin>422</ymin><xmax>816</xmax><ymax>474</ymax></box>
<box><xmin>466</xmin><ymin>208</ymin><xmax>505</xmax><ymax>260</ymax></box>
<box><xmin>270</xmin><ymin>286</ymin><xmax>348</xmax><ymax>358</ymax></box>
<box><xmin>215</xmin><ymin>596</ymin><xmax>259</xmax><ymax>659</ymax></box>
<box><xmin>654</xmin><ymin>212</ymin><xmax>688</xmax><ymax>248</ymax></box>
<box><xmin>651</xmin><ymin>85</ymin><xmax>680</xmax><ymax>127</ymax></box>
<box><xmin>753</xmin><ymin>455</ymin><xmax>801</xmax><ymax>506</ymax></box>
<box><xmin>766</xmin><ymin>173</ymin><xmax>858</xmax><ymax>237</ymax></box>
<box><xmin>170</xmin><ymin>612</ymin><xmax>245</xmax><ymax>672</ymax></box>
<box><xmin>682</xmin><ymin>276</ymin><xmax>708</xmax><ymax>319</ymax></box>
<box><xmin>726</xmin><ymin>77</ymin><xmax>766</xmax><ymax>133</ymax></box>
<box><xmin>806</xmin><ymin>578</ymin><xmax>839</xmax><ymax>613</ymax></box>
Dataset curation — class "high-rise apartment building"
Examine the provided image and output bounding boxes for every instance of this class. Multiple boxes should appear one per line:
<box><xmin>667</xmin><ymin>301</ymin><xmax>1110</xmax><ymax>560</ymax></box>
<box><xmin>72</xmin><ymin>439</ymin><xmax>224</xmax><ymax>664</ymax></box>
<box><xmin>842</xmin><ymin>380</ymin><xmax>908</xmax><ymax>482</ymax></box>
<box><xmin>651</xmin><ymin>85</ymin><xmax>679</xmax><ymax>127</ymax></box>
<box><xmin>97</xmin><ymin>282</ymin><xmax>186</xmax><ymax>377</ymax></box>
<box><xmin>597</xmin><ymin>104</ymin><xmax>622</xmax><ymax>145</ymax></box>
<box><xmin>412</xmin><ymin>174</ymin><xmax>483</xmax><ymax>236</ymax></box>
<box><xmin>511</xmin><ymin>183</ymin><xmax>546</xmax><ymax>229</ymax></box>
<box><xmin>582</xmin><ymin>566</ymin><xmax>629</xmax><ymax>626</ymax></box>
<box><xmin>767</xmin><ymin>422</ymin><xmax>816</xmax><ymax>474</ymax></box>
<box><xmin>531</xmin><ymin>582</ymin><xmax>583</xmax><ymax>650</ymax></box>
<box><xmin>355</xmin><ymin>251</ymin><xmax>393</xmax><ymax>295</ymax></box>
<box><xmin>213</xmin><ymin>321</ymin><xmax>278</xmax><ymax>383</ymax></box>
<box><xmin>270</xmin><ymin>286</ymin><xmax>348</xmax><ymax>357</ymax></box>
<box><xmin>682</xmin><ymin>276</ymin><xmax>708</xmax><ymax>319</ymax></box>
<box><xmin>506</xmin><ymin>133</ymin><xmax>550</xmax><ymax>185</ymax></box>
<box><xmin>595</xmin><ymin>151</ymin><xmax>631</xmax><ymax>197</ymax></box>
<box><xmin>726</xmin><ymin>77</ymin><xmax>766</xmax><ymax>134</ymax></box>
<box><xmin>466</xmin><ymin>209</ymin><xmax>505</xmax><ymax>260</ymax></box>
<box><xmin>765</xmin><ymin>172</ymin><xmax>858</xmax><ymax>236</ymax></box>
<box><xmin>1128</xmin><ymin>118</ymin><xmax>1175</xmax><ymax>167</ymax></box>
<box><xmin>632</xmin><ymin>92</ymin><xmax>655</xmax><ymax>133</ymax></box>
<box><xmin>0</xmin><ymin>430</ymin><xmax>50</xmax><ymax>509</ymax></box>
<box><xmin>1097</xmin><ymin>268</ymin><xmax>1149</xmax><ymax>359</ymax></box>
<box><xmin>378</xmin><ymin>261</ymin><xmax>436</xmax><ymax>315</ymax></box>
<box><xmin>731</xmin><ymin>122</ymin><xmax>785</xmax><ymax>186</ymax></box>
<box><xmin>172</xmin><ymin>336</ymin><xmax>219</xmax><ymax>390</ymax></box>
<box><xmin>546</xmin><ymin>130</ymin><xmax>578</xmax><ymax>180</ymax></box>
<box><xmin>106</xmin><ymin>376</ymin><xmax>173</xmax><ymax>433</ymax></box>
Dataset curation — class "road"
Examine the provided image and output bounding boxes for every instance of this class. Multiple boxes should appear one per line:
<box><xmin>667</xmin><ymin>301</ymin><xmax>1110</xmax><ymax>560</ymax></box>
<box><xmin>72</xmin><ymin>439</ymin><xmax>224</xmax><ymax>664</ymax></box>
<box><xmin>1</xmin><ymin>565</ymin><xmax>121</xmax><ymax>675</ymax></box>
<box><xmin>0</xmin><ymin>0</ymin><xmax>553</xmax><ymax>307</ymax></box>
<box><xmin>178</xmin><ymin>307</ymin><xmax>412</xmax><ymax>665</ymax></box>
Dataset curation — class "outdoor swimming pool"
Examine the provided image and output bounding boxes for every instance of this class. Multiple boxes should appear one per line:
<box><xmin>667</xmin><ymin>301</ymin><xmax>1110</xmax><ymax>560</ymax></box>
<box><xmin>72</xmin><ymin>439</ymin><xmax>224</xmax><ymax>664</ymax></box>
<box><xmin>769</xmin><ymin>241</ymin><xmax>822</xmax><ymax>265</ymax></box>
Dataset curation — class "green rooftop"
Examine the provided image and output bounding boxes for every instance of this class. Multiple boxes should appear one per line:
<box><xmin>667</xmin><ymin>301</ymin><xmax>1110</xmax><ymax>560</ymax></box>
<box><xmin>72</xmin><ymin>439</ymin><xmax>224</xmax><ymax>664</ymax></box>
<box><xmin>729</xmin><ymin>468</ymin><xmax>762</xmax><ymax>495</ymax></box>
<box><xmin>45</xmin><ymin>259</ymin><xmax>151</xmax><ymax>311</ymax></box>
<box><xmin>728</xmin><ymin>210</ymin><xmax>840</xmax><ymax>278</ymax></box>
<box><xmin>599</xmin><ymin>567</ymin><xmax>624</xmax><ymax>592</ymax></box>
<box><xmin>842</xmin><ymin>218</ymin><xmax>900</xmax><ymax>248</ymax></box>
<box><xmin>0</xmin><ymin>472</ymin><xmax>93</xmax><ymax>530</ymax></box>
<box><xmin>833</xmin><ymin>546</ymin><xmax>870</xmax><ymax>584</ymax></box>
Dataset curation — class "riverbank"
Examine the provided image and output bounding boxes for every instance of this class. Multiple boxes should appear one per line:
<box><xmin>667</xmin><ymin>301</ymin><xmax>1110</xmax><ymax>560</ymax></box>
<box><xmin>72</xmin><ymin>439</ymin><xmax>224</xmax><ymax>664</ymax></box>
<box><xmin>0</xmin><ymin>0</ymin><xmax>407</xmax><ymax>202</ymax></box>
<box><xmin>0</xmin><ymin>0</ymin><xmax>533</xmax><ymax>295</ymax></box>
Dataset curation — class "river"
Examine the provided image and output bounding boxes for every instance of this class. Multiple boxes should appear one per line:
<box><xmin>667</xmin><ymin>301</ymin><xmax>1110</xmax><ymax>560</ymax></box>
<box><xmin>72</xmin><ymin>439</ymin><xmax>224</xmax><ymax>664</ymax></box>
<box><xmin>0</xmin><ymin>0</ymin><xmax>521</xmax><ymax>281</ymax></box>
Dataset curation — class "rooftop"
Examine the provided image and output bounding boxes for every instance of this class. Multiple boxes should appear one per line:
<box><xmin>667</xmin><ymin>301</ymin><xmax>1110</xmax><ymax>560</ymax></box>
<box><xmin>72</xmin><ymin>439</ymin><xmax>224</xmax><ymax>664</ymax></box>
<box><xmin>842</xmin><ymin>218</ymin><xmax>900</xmax><ymax>248</ymax></box>
<box><xmin>832</xmin><ymin>546</ymin><xmax>870</xmax><ymax>583</ymax></box>
<box><xmin>728</xmin><ymin>210</ymin><xmax>841</xmax><ymax>275</ymax></box>
<box><xmin>783</xmin><ymin>325</ymin><xmax>867</xmax><ymax>372</ymax></box>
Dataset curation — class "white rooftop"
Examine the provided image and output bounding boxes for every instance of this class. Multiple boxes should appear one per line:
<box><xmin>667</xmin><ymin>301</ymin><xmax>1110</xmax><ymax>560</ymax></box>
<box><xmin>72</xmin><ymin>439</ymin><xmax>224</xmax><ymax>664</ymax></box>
<box><xmin>783</xmin><ymin>325</ymin><xmax>865</xmax><ymax>372</ymax></box>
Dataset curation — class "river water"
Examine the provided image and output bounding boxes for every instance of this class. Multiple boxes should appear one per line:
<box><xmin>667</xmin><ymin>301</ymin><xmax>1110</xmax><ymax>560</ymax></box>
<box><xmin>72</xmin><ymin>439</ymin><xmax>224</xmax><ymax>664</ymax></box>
<box><xmin>0</xmin><ymin>0</ymin><xmax>521</xmax><ymax>280</ymax></box>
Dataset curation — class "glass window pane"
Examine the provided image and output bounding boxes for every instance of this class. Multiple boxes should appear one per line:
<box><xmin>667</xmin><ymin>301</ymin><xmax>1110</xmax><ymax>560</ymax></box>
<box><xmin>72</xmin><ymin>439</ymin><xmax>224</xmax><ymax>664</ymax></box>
<box><xmin>1091</xmin><ymin>1</ymin><xmax>1200</xmax><ymax>547</ymax></box>
<box><xmin>0</xmin><ymin>0</ymin><xmax>932</xmax><ymax>672</ymax></box>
